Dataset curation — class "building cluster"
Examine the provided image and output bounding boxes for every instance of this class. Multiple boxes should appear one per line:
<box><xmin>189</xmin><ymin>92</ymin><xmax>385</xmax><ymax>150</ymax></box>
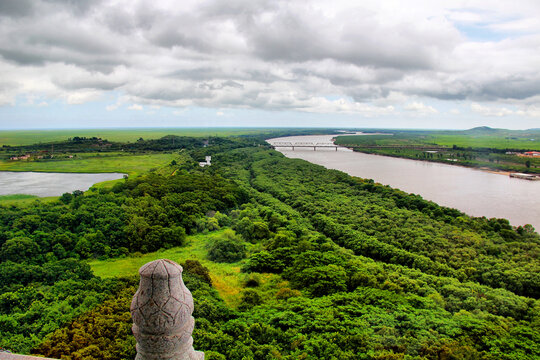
<box><xmin>9</xmin><ymin>154</ymin><xmax>31</xmax><ymax>160</ymax></box>
<box><xmin>522</xmin><ymin>151</ymin><xmax>540</xmax><ymax>157</ymax></box>
<box><xmin>199</xmin><ymin>156</ymin><xmax>212</xmax><ymax>167</ymax></box>
<box><xmin>506</xmin><ymin>151</ymin><xmax>540</xmax><ymax>157</ymax></box>
<box><xmin>9</xmin><ymin>153</ymin><xmax>74</xmax><ymax>161</ymax></box>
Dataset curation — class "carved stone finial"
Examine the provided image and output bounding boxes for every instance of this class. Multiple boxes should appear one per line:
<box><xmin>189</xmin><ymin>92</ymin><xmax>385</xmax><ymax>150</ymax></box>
<box><xmin>131</xmin><ymin>259</ymin><xmax>204</xmax><ymax>360</ymax></box>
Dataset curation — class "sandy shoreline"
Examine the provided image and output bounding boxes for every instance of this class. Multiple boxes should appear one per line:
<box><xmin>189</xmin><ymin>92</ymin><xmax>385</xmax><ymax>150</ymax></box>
<box><xmin>481</xmin><ymin>169</ymin><xmax>512</xmax><ymax>176</ymax></box>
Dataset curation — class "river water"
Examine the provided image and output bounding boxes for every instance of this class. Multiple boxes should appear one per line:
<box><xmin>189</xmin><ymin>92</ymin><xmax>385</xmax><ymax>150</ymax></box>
<box><xmin>0</xmin><ymin>172</ymin><xmax>125</xmax><ymax>197</ymax></box>
<box><xmin>267</xmin><ymin>134</ymin><xmax>540</xmax><ymax>230</ymax></box>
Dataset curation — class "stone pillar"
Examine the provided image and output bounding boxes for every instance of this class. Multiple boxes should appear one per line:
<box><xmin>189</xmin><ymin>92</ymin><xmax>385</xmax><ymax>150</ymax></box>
<box><xmin>131</xmin><ymin>259</ymin><xmax>204</xmax><ymax>360</ymax></box>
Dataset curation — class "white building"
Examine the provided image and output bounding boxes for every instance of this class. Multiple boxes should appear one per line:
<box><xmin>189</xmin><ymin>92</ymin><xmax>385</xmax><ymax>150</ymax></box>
<box><xmin>199</xmin><ymin>156</ymin><xmax>212</xmax><ymax>167</ymax></box>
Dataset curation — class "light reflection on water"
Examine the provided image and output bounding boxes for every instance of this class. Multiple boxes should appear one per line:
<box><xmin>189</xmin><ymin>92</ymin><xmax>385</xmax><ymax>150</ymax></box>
<box><xmin>268</xmin><ymin>135</ymin><xmax>540</xmax><ymax>230</ymax></box>
<box><xmin>0</xmin><ymin>172</ymin><xmax>125</xmax><ymax>197</ymax></box>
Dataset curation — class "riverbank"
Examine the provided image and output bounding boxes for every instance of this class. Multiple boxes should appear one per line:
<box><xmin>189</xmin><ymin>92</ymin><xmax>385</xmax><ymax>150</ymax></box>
<box><xmin>342</xmin><ymin>147</ymin><xmax>540</xmax><ymax>181</ymax></box>
<box><xmin>349</xmin><ymin>147</ymin><xmax>540</xmax><ymax>179</ymax></box>
<box><xmin>344</xmin><ymin>146</ymin><xmax>540</xmax><ymax>176</ymax></box>
<box><xmin>334</xmin><ymin>129</ymin><xmax>540</xmax><ymax>176</ymax></box>
<box><xmin>268</xmin><ymin>134</ymin><xmax>540</xmax><ymax>230</ymax></box>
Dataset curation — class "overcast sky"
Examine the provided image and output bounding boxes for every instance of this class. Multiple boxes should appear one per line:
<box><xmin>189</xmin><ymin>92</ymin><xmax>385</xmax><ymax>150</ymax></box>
<box><xmin>0</xmin><ymin>0</ymin><xmax>539</xmax><ymax>130</ymax></box>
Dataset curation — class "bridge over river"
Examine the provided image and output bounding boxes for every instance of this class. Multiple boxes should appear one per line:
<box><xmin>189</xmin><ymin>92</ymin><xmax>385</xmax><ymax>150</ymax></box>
<box><xmin>271</xmin><ymin>141</ymin><xmax>338</xmax><ymax>151</ymax></box>
<box><xmin>268</xmin><ymin>134</ymin><xmax>540</xmax><ymax>230</ymax></box>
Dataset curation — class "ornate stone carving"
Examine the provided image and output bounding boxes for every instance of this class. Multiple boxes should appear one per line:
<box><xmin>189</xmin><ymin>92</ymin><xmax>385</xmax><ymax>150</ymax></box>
<box><xmin>131</xmin><ymin>259</ymin><xmax>204</xmax><ymax>360</ymax></box>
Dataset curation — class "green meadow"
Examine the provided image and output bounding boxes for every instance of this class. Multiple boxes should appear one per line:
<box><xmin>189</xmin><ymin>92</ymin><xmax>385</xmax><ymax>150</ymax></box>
<box><xmin>0</xmin><ymin>194</ymin><xmax>37</xmax><ymax>200</ymax></box>
<box><xmin>429</xmin><ymin>134</ymin><xmax>540</xmax><ymax>150</ymax></box>
<box><xmin>89</xmin><ymin>230</ymin><xmax>281</xmax><ymax>307</ymax></box>
<box><xmin>0</xmin><ymin>152</ymin><xmax>178</xmax><ymax>176</ymax></box>
<box><xmin>0</xmin><ymin>195</ymin><xmax>57</xmax><ymax>207</ymax></box>
<box><xmin>339</xmin><ymin>128</ymin><xmax>540</xmax><ymax>150</ymax></box>
<box><xmin>0</xmin><ymin>128</ymin><xmax>283</xmax><ymax>146</ymax></box>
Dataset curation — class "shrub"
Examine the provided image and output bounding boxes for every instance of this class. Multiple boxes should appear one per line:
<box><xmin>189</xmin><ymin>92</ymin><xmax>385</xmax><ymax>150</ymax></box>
<box><xmin>275</xmin><ymin>287</ymin><xmax>301</xmax><ymax>300</ymax></box>
<box><xmin>244</xmin><ymin>274</ymin><xmax>261</xmax><ymax>288</ymax></box>
<box><xmin>207</xmin><ymin>230</ymin><xmax>246</xmax><ymax>263</ymax></box>
<box><xmin>183</xmin><ymin>259</ymin><xmax>212</xmax><ymax>286</ymax></box>
<box><xmin>238</xmin><ymin>289</ymin><xmax>262</xmax><ymax>311</ymax></box>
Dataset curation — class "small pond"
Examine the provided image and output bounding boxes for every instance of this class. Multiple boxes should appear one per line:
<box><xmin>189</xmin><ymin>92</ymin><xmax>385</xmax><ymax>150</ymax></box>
<box><xmin>0</xmin><ymin>172</ymin><xmax>126</xmax><ymax>197</ymax></box>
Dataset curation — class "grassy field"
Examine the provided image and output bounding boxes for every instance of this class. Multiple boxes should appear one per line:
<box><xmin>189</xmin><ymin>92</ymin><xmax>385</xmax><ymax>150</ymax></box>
<box><xmin>0</xmin><ymin>128</ymin><xmax>291</xmax><ymax>146</ymax></box>
<box><xmin>0</xmin><ymin>152</ymin><xmax>178</xmax><ymax>176</ymax></box>
<box><xmin>429</xmin><ymin>134</ymin><xmax>540</xmax><ymax>150</ymax></box>
<box><xmin>338</xmin><ymin>128</ymin><xmax>540</xmax><ymax>150</ymax></box>
<box><xmin>0</xmin><ymin>194</ymin><xmax>37</xmax><ymax>200</ymax></box>
<box><xmin>89</xmin><ymin>230</ymin><xmax>282</xmax><ymax>307</ymax></box>
<box><xmin>0</xmin><ymin>195</ymin><xmax>58</xmax><ymax>207</ymax></box>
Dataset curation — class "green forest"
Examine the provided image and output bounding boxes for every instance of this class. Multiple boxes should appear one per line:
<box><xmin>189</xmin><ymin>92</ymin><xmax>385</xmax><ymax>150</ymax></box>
<box><xmin>0</xmin><ymin>133</ymin><xmax>539</xmax><ymax>359</ymax></box>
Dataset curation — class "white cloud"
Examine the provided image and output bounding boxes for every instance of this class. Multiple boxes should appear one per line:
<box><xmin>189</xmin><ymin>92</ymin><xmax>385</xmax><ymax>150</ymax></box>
<box><xmin>22</xmin><ymin>94</ymin><xmax>49</xmax><ymax>107</ymax></box>
<box><xmin>128</xmin><ymin>104</ymin><xmax>143</xmax><ymax>111</ymax></box>
<box><xmin>488</xmin><ymin>17</ymin><xmax>540</xmax><ymax>34</ymax></box>
<box><xmin>404</xmin><ymin>102</ymin><xmax>438</xmax><ymax>114</ymax></box>
<box><xmin>516</xmin><ymin>106</ymin><xmax>540</xmax><ymax>118</ymax></box>
<box><xmin>0</xmin><ymin>93</ymin><xmax>15</xmax><ymax>106</ymax></box>
<box><xmin>62</xmin><ymin>90</ymin><xmax>102</xmax><ymax>104</ymax></box>
<box><xmin>297</xmin><ymin>97</ymin><xmax>395</xmax><ymax>116</ymax></box>
<box><xmin>471</xmin><ymin>103</ymin><xmax>514</xmax><ymax>117</ymax></box>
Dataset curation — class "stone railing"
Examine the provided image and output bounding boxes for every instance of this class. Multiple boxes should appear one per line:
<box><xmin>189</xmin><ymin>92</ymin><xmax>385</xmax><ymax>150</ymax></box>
<box><xmin>1</xmin><ymin>259</ymin><xmax>204</xmax><ymax>360</ymax></box>
<box><xmin>0</xmin><ymin>355</ymin><xmax>57</xmax><ymax>360</ymax></box>
<box><xmin>131</xmin><ymin>259</ymin><xmax>204</xmax><ymax>360</ymax></box>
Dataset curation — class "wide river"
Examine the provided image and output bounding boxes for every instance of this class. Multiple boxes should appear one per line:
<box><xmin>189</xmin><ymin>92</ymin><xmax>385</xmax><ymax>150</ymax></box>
<box><xmin>0</xmin><ymin>172</ymin><xmax>125</xmax><ymax>197</ymax></box>
<box><xmin>267</xmin><ymin>134</ymin><xmax>540</xmax><ymax>230</ymax></box>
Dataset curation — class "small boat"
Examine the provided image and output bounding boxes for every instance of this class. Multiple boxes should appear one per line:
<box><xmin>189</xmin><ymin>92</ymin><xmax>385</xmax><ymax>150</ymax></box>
<box><xmin>509</xmin><ymin>173</ymin><xmax>540</xmax><ymax>180</ymax></box>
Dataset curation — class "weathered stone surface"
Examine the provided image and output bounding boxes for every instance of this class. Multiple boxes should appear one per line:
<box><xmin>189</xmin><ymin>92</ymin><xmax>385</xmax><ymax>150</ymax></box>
<box><xmin>0</xmin><ymin>355</ymin><xmax>57</xmax><ymax>360</ymax></box>
<box><xmin>131</xmin><ymin>259</ymin><xmax>204</xmax><ymax>360</ymax></box>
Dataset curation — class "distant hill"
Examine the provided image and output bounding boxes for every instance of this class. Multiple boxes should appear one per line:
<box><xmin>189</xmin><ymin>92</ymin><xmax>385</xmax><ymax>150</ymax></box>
<box><xmin>466</xmin><ymin>127</ymin><xmax>540</xmax><ymax>135</ymax></box>
<box><xmin>468</xmin><ymin>126</ymin><xmax>500</xmax><ymax>132</ymax></box>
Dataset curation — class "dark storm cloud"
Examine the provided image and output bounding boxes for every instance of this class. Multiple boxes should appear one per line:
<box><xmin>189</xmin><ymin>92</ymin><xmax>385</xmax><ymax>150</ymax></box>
<box><xmin>479</xmin><ymin>78</ymin><xmax>540</xmax><ymax>100</ymax></box>
<box><xmin>27</xmin><ymin>29</ymin><xmax>116</xmax><ymax>55</ymax></box>
<box><xmin>0</xmin><ymin>44</ymin><xmax>123</xmax><ymax>73</ymax></box>
<box><xmin>0</xmin><ymin>48</ymin><xmax>46</xmax><ymax>65</ymax></box>
<box><xmin>199</xmin><ymin>81</ymin><xmax>244</xmax><ymax>90</ymax></box>
<box><xmin>200</xmin><ymin>0</ymin><xmax>277</xmax><ymax>18</ymax></box>
<box><xmin>235</xmin><ymin>5</ymin><xmax>451</xmax><ymax>71</ymax></box>
<box><xmin>0</xmin><ymin>0</ymin><xmax>34</xmax><ymax>17</ymax></box>
<box><xmin>52</xmin><ymin>76</ymin><xmax>126</xmax><ymax>91</ymax></box>
<box><xmin>43</xmin><ymin>0</ymin><xmax>102</xmax><ymax>15</ymax></box>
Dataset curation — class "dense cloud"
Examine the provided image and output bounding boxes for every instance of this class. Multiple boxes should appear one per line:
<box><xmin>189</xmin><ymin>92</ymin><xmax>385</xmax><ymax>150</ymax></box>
<box><xmin>0</xmin><ymin>0</ymin><xmax>539</xmax><ymax>116</ymax></box>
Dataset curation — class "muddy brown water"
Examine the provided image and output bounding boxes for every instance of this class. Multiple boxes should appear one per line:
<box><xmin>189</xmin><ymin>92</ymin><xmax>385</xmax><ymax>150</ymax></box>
<box><xmin>268</xmin><ymin>135</ymin><xmax>540</xmax><ymax>230</ymax></box>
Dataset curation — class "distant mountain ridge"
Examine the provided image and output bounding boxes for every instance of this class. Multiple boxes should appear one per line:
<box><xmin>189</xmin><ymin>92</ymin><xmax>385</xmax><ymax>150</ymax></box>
<box><xmin>465</xmin><ymin>126</ymin><xmax>540</xmax><ymax>134</ymax></box>
<box><xmin>468</xmin><ymin>126</ymin><xmax>500</xmax><ymax>132</ymax></box>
